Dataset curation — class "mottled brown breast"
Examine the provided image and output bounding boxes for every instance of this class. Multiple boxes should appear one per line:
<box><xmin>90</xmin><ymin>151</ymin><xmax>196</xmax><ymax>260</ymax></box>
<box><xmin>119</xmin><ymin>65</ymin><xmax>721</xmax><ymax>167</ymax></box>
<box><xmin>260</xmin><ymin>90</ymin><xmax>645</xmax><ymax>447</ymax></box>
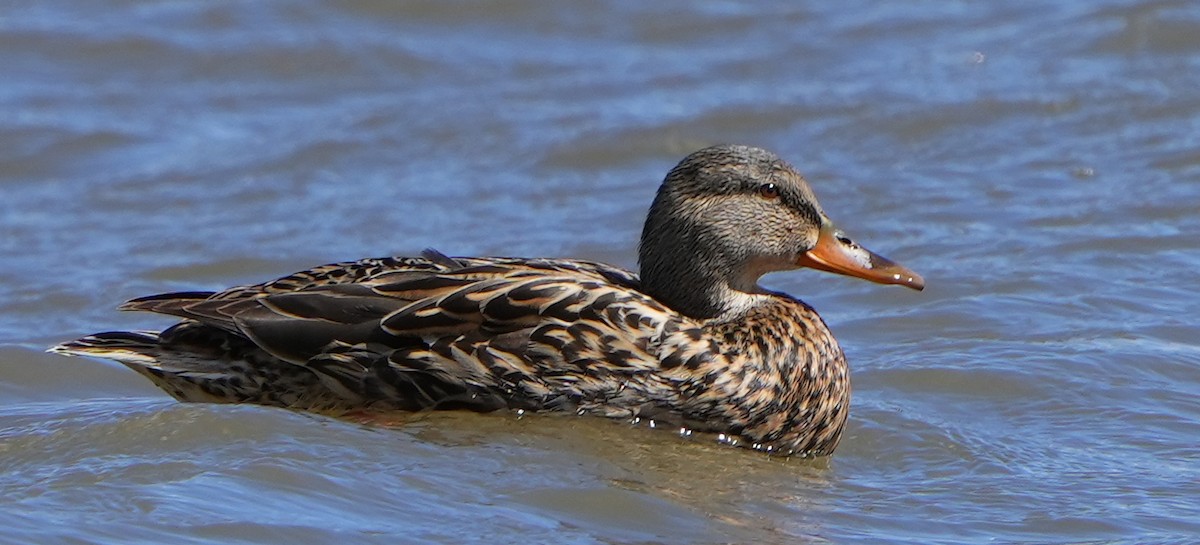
<box><xmin>656</xmin><ymin>296</ymin><xmax>850</xmax><ymax>456</ymax></box>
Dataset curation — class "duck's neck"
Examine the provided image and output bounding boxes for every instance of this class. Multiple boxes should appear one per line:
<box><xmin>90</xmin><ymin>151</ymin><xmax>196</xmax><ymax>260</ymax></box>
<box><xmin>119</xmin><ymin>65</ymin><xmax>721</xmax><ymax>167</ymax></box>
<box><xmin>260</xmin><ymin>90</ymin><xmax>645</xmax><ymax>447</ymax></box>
<box><xmin>637</xmin><ymin>185</ymin><xmax>779</xmax><ymax>321</ymax></box>
<box><xmin>638</xmin><ymin>246</ymin><xmax>767</xmax><ymax>321</ymax></box>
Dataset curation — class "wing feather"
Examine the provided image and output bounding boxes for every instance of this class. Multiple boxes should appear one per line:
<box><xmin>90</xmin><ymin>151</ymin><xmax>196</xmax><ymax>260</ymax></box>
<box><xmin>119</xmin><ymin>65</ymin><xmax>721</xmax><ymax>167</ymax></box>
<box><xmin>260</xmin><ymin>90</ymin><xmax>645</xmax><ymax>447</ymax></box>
<box><xmin>114</xmin><ymin>253</ymin><xmax>683</xmax><ymax>412</ymax></box>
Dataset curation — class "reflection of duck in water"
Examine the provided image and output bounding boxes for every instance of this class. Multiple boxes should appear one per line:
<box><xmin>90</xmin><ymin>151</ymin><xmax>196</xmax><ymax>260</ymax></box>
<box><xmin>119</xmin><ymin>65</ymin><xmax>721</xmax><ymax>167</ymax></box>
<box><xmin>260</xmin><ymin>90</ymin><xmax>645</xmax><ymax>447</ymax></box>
<box><xmin>53</xmin><ymin>145</ymin><xmax>923</xmax><ymax>456</ymax></box>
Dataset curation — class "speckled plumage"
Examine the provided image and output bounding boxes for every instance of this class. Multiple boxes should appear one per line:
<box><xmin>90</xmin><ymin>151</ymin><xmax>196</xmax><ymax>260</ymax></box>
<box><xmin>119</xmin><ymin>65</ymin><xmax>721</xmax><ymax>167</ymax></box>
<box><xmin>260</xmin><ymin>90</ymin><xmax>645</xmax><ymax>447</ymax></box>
<box><xmin>52</xmin><ymin>145</ymin><xmax>922</xmax><ymax>457</ymax></box>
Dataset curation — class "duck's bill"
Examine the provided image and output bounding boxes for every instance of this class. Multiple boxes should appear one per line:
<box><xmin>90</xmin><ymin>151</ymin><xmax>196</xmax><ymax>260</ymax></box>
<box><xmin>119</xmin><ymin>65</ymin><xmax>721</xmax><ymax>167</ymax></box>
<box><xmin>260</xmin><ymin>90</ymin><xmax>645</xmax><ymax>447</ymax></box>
<box><xmin>796</xmin><ymin>223</ymin><xmax>925</xmax><ymax>291</ymax></box>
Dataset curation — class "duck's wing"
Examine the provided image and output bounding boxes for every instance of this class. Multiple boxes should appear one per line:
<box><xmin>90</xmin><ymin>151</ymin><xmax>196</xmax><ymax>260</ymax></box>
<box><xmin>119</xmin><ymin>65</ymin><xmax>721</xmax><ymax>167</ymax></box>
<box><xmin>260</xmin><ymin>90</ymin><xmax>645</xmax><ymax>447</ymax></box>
<box><xmin>119</xmin><ymin>250</ymin><xmax>642</xmax><ymax>332</ymax></box>
<box><xmin>116</xmin><ymin>253</ymin><xmax>681</xmax><ymax>412</ymax></box>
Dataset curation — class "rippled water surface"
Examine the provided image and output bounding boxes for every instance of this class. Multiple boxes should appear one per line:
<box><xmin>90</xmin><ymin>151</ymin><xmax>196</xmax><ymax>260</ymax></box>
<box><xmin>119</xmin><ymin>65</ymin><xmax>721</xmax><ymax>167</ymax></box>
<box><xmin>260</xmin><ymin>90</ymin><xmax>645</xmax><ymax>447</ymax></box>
<box><xmin>3</xmin><ymin>1</ymin><xmax>1199</xmax><ymax>544</ymax></box>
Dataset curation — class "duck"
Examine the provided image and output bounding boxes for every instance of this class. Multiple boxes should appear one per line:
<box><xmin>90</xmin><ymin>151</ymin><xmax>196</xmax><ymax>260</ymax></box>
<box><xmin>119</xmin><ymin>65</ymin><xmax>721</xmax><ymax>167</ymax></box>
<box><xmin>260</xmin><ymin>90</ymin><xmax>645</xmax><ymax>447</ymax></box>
<box><xmin>51</xmin><ymin>145</ymin><xmax>923</xmax><ymax>457</ymax></box>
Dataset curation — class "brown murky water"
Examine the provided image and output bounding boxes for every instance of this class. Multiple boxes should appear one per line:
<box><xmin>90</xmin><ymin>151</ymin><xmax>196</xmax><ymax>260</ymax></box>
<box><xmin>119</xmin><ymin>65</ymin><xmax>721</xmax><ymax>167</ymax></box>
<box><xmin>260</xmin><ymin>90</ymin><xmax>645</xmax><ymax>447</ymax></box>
<box><xmin>3</xmin><ymin>1</ymin><xmax>1198</xmax><ymax>543</ymax></box>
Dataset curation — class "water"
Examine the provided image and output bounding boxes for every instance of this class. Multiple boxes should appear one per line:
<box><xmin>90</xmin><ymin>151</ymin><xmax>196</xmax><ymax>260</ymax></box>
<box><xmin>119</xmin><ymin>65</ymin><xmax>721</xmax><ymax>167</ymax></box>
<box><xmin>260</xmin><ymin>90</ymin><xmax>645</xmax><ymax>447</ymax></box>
<box><xmin>2</xmin><ymin>1</ymin><xmax>1198</xmax><ymax>543</ymax></box>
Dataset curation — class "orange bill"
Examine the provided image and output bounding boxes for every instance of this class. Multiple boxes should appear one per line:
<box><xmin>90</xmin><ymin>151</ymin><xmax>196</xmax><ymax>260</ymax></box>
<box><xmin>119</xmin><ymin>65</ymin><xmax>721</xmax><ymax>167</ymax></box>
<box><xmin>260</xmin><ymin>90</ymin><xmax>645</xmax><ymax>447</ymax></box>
<box><xmin>795</xmin><ymin>223</ymin><xmax>925</xmax><ymax>290</ymax></box>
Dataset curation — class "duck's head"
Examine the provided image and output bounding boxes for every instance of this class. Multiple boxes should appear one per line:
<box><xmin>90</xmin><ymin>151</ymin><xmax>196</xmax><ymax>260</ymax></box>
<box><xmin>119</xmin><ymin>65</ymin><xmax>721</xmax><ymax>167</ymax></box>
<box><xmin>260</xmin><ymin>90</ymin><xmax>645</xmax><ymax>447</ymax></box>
<box><xmin>638</xmin><ymin>145</ymin><xmax>923</xmax><ymax>319</ymax></box>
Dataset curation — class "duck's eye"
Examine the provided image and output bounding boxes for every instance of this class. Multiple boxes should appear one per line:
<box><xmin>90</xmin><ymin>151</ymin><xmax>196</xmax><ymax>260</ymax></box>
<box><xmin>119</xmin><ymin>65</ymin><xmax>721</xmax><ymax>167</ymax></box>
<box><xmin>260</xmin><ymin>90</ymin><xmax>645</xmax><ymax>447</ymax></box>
<box><xmin>758</xmin><ymin>182</ymin><xmax>780</xmax><ymax>200</ymax></box>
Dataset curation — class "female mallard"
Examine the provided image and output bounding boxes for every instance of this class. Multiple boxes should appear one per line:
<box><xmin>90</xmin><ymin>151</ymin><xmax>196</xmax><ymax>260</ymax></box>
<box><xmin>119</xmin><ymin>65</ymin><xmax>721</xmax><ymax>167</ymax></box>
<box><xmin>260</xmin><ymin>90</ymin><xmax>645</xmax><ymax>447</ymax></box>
<box><xmin>53</xmin><ymin>145</ymin><xmax>922</xmax><ymax>456</ymax></box>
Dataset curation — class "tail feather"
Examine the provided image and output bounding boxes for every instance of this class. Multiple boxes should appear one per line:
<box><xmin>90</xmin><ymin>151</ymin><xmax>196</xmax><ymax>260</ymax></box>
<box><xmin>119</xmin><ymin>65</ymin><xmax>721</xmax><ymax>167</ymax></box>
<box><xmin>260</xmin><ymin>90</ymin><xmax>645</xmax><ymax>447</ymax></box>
<box><xmin>50</xmin><ymin>330</ymin><xmax>162</xmax><ymax>363</ymax></box>
<box><xmin>50</xmin><ymin>325</ymin><xmax>342</xmax><ymax>409</ymax></box>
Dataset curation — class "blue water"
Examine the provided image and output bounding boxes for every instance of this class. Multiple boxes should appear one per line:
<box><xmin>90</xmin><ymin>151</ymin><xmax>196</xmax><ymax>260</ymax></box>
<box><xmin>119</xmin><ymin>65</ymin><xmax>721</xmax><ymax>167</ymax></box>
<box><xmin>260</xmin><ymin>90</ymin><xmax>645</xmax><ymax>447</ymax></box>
<box><xmin>2</xmin><ymin>1</ymin><xmax>1198</xmax><ymax>543</ymax></box>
